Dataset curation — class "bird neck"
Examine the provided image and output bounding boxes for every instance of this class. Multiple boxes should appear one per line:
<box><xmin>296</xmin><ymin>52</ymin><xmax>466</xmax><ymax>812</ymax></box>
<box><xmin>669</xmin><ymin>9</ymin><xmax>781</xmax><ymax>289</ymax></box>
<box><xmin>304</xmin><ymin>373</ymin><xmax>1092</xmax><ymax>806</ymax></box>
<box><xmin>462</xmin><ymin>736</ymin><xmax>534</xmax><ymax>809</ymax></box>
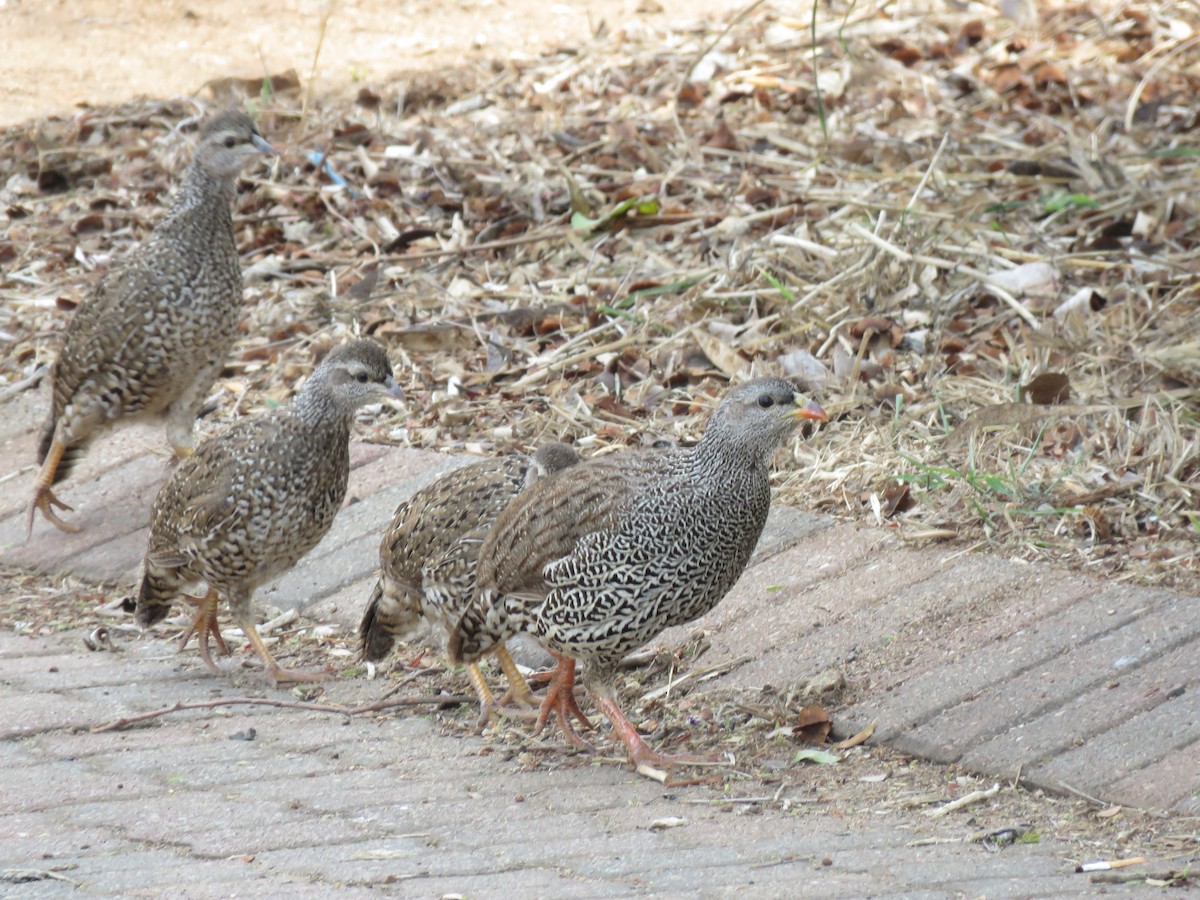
<box><xmin>293</xmin><ymin>378</ymin><xmax>357</xmax><ymax>431</ymax></box>
<box><xmin>169</xmin><ymin>165</ymin><xmax>238</xmax><ymax>220</ymax></box>
<box><xmin>694</xmin><ymin>422</ymin><xmax>772</xmax><ymax>480</ymax></box>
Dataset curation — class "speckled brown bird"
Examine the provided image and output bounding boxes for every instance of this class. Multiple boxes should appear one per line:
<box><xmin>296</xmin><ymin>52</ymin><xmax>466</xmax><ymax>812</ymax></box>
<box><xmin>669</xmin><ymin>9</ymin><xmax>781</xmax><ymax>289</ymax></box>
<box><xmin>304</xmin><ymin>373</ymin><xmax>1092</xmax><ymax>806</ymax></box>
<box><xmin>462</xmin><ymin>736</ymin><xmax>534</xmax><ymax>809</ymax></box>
<box><xmin>29</xmin><ymin>108</ymin><xmax>274</xmax><ymax>535</ymax></box>
<box><xmin>136</xmin><ymin>338</ymin><xmax>401</xmax><ymax>684</ymax></box>
<box><xmin>449</xmin><ymin>379</ymin><xmax>828</xmax><ymax>769</ymax></box>
<box><xmin>359</xmin><ymin>442</ymin><xmax>578</xmax><ymax>718</ymax></box>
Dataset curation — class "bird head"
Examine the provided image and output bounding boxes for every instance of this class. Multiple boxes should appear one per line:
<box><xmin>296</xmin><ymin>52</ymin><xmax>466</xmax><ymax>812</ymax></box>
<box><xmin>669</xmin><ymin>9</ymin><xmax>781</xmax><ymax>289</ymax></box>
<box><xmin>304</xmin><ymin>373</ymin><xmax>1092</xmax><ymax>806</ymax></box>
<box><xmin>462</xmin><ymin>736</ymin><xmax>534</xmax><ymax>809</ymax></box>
<box><xmin>193</xmin><ymin>109</ymin><xmax>276</xmax><ymax>181</ymax></box>
<box><xmin>311</xmin><ymin>338</ymin><xmax>404</xmax><ymax>413</ymax></box>
<box><xmin>525</xmin><ymin>441</ymin><xmax>581</xmax><ymax>488</ymax></box>
<box><xmin>703</xmin><ymin>377</ymin><xmax>828</xmax><ymax>464</ymax></box>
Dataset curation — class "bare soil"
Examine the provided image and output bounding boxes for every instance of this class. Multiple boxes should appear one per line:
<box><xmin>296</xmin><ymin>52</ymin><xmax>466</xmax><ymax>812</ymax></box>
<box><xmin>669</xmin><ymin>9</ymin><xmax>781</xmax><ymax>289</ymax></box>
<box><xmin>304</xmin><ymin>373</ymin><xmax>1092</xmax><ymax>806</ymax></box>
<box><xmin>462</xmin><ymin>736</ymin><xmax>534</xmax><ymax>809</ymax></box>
<box><xmin>0</xmin><ymin>0</ymin><xmax>735</xmax><ymax>126</ymax></box>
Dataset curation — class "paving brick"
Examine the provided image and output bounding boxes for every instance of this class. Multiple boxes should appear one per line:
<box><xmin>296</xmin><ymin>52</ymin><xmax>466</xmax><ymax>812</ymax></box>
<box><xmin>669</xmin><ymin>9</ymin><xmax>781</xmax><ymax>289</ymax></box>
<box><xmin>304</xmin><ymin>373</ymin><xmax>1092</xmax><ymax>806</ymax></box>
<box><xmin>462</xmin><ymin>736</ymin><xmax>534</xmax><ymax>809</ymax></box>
<box><xmin>0</xmin><ymin>759</ymin><xmax>161</xmax><ymax>814</ymax></box>
<box><xmin>697</xmin><ymin>550</ymin><xmax>1040</xmax><ymax>698</ymax></box>
<box><xmin>837</xmin><ymin>581</ymin><xmax>1170</xmax><ymax>758</ymax></box>
<box><xmin>0</xmin><ymin>423</ymin><xmax>164</xmax><ymax>527</ymax></box>
<box><xmin>0</xmin><ymin>692</ymin><xmax>98</xmax><ymax>740</ymax></box>
<box><xmin>653</xmin><ymin>525</ymin><xmax>895</xmax><ymax>679</ymax></box>
<box><xmin>959</xmin><ymin>640</ymin><xmax>1199</xmax><ymax>776</ymax></box>
<box><xmin>752</xmin><ymin>505</ymin><xmax>835</xmax><ymax>562</ymax></box>
<box><xmin>905</xmin><ymin>586</ymin><xmax>1200</xmax><ymax>763</ymax></box>
<box><xmin>0</xmin><ymin>388</ymin><xmax>41</xmax><ymax>445</ymax></box>
<box><xmin>1102</xmin><ymin>741</ymin><xmax>1200</xmax><ymax>814</ymax></box>
<box><xmin>0</xmin><ymin>455</ymin><xmax>163</xmax><ymax>573</ymax></box>
<box><xmin>1027</xmin><ymin>687</ymin><xmax>1200</xmax><ymax>801</ymax></box>
<box><xmin>59</xmin><ymin>793</ymin><xmax>374</xmax><ymax>858</ymax></box>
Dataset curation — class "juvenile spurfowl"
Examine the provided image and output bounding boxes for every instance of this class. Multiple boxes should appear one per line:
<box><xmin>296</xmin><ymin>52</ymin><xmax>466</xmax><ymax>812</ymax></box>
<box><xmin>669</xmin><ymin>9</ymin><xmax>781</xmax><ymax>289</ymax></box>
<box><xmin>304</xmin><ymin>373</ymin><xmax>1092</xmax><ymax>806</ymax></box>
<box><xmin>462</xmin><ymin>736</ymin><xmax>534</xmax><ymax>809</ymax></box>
<box><xmin>450</xmin><ymin>379</ymin><xmax>828</xmax><ymax>769</ymax></box>
<box><xmin>360</xmin><ymin>442</ymin><xmax>578</xmax><ymax>719</ymax></box>
<box><xmin>29</xmin><ymin>109</ymin><xmax>274</xmax><ymax>534</ymax></box>
<box><xmin>136</xmin><ymin>338</ymin><xmax>401</xmax><ymax>684</ymax></box>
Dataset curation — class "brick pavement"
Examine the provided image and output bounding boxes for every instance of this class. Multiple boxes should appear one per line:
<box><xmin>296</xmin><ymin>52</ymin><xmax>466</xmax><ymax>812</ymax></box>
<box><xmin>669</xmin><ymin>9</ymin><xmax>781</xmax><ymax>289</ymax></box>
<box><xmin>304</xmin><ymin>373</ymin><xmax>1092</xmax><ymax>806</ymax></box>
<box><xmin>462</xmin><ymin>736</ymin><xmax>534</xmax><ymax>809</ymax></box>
<box><xmin>1</xmin><ymin>384</ymin><xmax>1199</xmax><ymax>892</ymax></box>
<box><xmin>0</xmin><ymin>628</ymin><xmax>1176</xmax><ymax>898</ymax></box>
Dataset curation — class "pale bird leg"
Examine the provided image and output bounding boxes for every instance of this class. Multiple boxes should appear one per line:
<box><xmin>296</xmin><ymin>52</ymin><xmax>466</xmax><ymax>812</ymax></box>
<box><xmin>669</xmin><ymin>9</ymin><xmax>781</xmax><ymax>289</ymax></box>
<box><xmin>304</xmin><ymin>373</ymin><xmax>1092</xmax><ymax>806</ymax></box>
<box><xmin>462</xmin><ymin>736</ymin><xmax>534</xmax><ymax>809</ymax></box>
<box><xmin>468</xmin><ymin>662</ymin><xmax>501</xmax><ymax>730</ymax></box>
<box><xmin>26</xmin><ymin>440</ymin><xmax>80</xmax><ymax>536</ymax></box>
<box><xmin>236</xmin><ymin>612</ymin><xmax>331</xmax><ymax>685</ymax></box>
<box><xmin>176</xmin><ymin>589</ymin><xmax>229</xmax><ymax>674</ymax></box>
<box><xmin>494</xmin><ymin>644</ymin><xmax>536</xmax><ymax>708</ymax></box>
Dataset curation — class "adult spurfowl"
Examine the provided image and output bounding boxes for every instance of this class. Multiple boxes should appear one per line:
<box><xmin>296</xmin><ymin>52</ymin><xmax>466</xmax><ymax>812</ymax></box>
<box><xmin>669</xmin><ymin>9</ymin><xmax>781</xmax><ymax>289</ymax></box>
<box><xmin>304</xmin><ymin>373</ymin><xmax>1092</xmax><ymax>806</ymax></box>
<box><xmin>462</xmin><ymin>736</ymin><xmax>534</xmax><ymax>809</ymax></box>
<box><xmin>360</xmin><ymin>443</ymin><xmax>578</xmax><ymax>721</ymax></box>
<box><xmin>29</xmin><ymin>108</ymin><xmax>274</xmax><ymax>534</ymax></box>
<box><xmin>450</xmin><ymin>378</ymin><xmax>828</xmax><ymax>770</ymax></box>
<box><xmin>136</xmin><ymin>339</ymin><xmax>401</xmax><ymax>684</ymax></box>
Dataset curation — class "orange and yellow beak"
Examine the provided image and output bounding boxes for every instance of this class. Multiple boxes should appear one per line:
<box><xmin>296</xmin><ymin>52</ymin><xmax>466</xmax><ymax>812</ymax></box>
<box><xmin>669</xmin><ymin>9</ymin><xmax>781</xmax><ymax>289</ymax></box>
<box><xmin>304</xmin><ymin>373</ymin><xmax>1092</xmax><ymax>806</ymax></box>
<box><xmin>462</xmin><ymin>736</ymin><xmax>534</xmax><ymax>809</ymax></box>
<box><xmin>791</xmin><ymin>397</ymin><xmax>829</xmax><ymax>423</ymax></box>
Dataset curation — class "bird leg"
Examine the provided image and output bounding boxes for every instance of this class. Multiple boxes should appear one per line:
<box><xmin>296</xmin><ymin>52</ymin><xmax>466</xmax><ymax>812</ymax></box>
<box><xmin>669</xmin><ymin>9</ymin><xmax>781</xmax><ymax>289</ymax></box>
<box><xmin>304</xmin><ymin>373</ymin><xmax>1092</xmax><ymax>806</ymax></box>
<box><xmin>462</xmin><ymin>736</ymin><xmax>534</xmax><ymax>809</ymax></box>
<box><xmin>590</xmin><ymin>690</ymin><xmax>715</xmax><ymax>776</ymax></box>
<box><xmin>176</xmin><ymin>588</ymin><xmax>229</xmax><ymax>674</ymax></box>
<box><xmin>26</xmin><ymin>440</ymin><xmax>80</xmax><ymax>536</ymax></box>
<box><xmin>494</xmin><ymin>644</ymin><xmax>537</xmax><ymax>708</ymax></box>
<box><xmin>471</xmin><ymin>651</ymin><xmax>543</xmax><ymax>729</ymax></box>
<box><xmin>467</xmin><ymin>661</ymin><xmax>501</xmax><ymax>731</ymax></box>
<box><xmin>234</xmin><ymin>611</ymin><xmax>331</xmax><ymax>685</ymax></box>
<box><xmin>530</xmin><ymin>654</ymin><xmax>594</xmax><ymax>751</ymax></box>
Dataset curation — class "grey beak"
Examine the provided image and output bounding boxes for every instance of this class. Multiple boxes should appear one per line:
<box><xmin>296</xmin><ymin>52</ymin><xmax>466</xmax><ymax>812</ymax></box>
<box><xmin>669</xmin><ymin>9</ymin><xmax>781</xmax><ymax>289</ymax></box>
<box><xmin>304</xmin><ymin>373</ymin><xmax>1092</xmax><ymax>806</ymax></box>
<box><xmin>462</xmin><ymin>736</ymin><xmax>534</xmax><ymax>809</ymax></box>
<box><xmin>385</xmin><ymin>376</ymin><xmax>405</xmax><ymax>400</ymax></box>
<box><xmin>251</xmin><ymin>133</ymin><xmax>277</xmax><ymax>155</ymax></box>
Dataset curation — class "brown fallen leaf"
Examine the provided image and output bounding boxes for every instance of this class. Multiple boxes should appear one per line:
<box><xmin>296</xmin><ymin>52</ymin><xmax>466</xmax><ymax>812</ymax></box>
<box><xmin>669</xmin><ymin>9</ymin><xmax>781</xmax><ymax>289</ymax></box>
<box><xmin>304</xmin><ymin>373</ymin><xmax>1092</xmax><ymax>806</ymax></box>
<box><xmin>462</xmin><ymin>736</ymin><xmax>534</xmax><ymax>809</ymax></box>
<box><xmin>881</xmin><ymin>480</ymin><xmax>915</xmax><ymax>517</ymax></box>
<box><xmin>1024</xmin><ymin>372</ymin><xmax>1071</xmax><ymax>405</ymax></box>
<box><xmin>832</xmin><ymin>721</ymin><xmax>876</xmax><ymax>749</ymax></box>
<box><xmin>794</xmin><ymin>704</ymin><xmax>832</xmax><ymax>745</ymax></box>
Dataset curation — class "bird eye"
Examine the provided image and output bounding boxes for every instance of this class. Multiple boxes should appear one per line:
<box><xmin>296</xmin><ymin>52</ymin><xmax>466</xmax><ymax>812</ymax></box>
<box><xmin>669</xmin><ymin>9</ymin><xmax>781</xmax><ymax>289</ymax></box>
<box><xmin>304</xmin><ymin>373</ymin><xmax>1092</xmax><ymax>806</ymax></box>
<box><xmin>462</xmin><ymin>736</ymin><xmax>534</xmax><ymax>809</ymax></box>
<box><xmin>355</xmin><ymin>371</ymin><xmax>369</xmax><ymax>384</ymax></box>
<box><xmin>757</xmin><ymin>394</ymin><xmax>775</xmax><ymax>408</ymax></box>
<box><xmin>223</xmin><ymin>136</ymin><xmax>237</xmax><ymax>149</ymax></box>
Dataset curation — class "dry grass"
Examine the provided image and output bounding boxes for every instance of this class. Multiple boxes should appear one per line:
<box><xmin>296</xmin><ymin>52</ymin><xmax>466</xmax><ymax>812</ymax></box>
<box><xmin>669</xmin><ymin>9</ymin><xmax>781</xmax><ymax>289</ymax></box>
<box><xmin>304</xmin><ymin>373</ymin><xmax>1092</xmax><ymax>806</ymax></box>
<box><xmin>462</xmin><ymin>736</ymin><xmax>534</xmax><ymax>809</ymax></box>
<box><xmin>2</xmin><ymin>0</ymin><xmax>1198</xmax><ymax>591</ymax></box>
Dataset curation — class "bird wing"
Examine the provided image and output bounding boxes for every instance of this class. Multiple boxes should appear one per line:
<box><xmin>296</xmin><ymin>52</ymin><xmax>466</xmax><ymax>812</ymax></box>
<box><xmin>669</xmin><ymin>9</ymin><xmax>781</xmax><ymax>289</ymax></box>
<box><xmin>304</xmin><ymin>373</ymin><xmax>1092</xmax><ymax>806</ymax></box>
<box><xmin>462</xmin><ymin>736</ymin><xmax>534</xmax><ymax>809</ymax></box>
<box><xmin>148</xmin><ymin>410</ymin><xmax>289</xmax><ymax>559</ymax></box>
<box><xmin>535</xmin><ymin>476</ymin><xmax>732</xmax><ymax>652</ymax></box>
<box><xmin>420</xmin><ymin>524</ymin><xmax>487</xmax><ymax>613</ymax></box>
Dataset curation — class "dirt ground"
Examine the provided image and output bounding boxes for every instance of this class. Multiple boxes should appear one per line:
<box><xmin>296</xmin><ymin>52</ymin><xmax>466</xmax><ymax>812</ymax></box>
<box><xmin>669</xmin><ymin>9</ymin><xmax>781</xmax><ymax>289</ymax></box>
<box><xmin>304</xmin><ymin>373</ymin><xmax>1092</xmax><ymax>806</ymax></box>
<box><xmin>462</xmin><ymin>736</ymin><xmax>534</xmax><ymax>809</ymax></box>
<box><xmin>0</xmin><ymin>0</ymin><xmax>737</xmax><ymax>126</ymax></box>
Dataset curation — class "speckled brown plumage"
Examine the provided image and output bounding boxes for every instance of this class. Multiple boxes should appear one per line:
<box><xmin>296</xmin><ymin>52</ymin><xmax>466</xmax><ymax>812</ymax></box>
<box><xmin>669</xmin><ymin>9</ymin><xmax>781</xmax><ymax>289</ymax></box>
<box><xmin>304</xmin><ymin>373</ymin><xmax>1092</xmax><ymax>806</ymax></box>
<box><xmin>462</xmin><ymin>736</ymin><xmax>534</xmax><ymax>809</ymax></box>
<box><xmin>29</xmin><ymin>109</ymin><xmax>274</xmax><ymax>534</ymax></box>
<box><xmin>360</xmin><ymin>442</ymin><xmax>578</xmax><ymax>716</ymax></box>
<box><xmin>449</xmin><ymin>379</ymin><xmax>828</xmax><ymax>768</ymax></box>
<box><xmin>136</xmin><ymin>338</ymin><xmax>400</xmax><ymax>684</ymax></box>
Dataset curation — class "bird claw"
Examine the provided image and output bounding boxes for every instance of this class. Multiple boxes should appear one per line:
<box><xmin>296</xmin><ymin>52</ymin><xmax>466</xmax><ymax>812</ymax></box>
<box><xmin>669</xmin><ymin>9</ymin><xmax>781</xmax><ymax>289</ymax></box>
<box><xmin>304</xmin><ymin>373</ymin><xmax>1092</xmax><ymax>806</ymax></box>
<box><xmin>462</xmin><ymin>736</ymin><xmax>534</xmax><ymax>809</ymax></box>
<box><xmin>265</xmin><ymin>664</ymin><xmax>333</xmax><ymax>686</ymax></box>
<box><xmin>27</xmin><ymin>487</ymin><xmax>80</xmax><ymax>537</ymax></box>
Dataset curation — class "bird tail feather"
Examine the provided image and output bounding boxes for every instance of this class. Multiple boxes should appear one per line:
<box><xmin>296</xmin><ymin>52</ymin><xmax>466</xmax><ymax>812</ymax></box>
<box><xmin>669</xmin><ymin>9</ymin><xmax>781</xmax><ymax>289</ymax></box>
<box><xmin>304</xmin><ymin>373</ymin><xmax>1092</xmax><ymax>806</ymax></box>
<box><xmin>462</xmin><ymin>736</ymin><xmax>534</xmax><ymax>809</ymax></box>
<box><xmin>135</xmin><ymin>564</ymin><xmax>178</xmax><ymax>628</ymax></box>
<box><xmin>359</xmin><ymin>579</ymin><xmax>396</xmax><ymax>661</ymax></box>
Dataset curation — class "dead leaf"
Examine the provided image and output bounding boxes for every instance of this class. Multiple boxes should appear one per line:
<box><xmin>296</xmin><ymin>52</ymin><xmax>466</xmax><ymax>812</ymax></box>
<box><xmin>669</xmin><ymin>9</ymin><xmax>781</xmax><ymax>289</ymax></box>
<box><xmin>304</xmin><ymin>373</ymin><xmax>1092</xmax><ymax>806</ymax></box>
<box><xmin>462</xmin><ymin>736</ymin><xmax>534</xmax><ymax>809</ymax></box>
<box><xmin>705</xmin><ymin>116</ymin><xmax>740</xmax><ymax>152</ymax></box>
<box><xmin>1024</xmin><ymin>372</ymin><xmax>1071</xmax><ymax>405</ymax></box>
<box><xmin>794</xmin><ymin>704</ymin><xmax>832</xmax><ymax>744</ymax></box>
<box><xmin>881</xmin><ymin>480</ymin><xmax>915</xmax><ymax>517</ymax></box>
<box><xmin>693</xmin><ymin>329</ymin><xmax>747</xmax><ymax>378</ymax></box>
<box><xmin>832</xmin><ymin>721</ymin><xmax>876</xmax><ymax>749</ymax></box>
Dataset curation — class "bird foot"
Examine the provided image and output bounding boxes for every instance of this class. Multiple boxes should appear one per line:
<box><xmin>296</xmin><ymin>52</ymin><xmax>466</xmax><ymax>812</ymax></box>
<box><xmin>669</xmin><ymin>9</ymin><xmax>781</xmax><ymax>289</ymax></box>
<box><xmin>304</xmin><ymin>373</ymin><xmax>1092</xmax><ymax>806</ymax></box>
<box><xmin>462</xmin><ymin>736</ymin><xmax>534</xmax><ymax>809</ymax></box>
<box><xmin>264</xmin><ymin>663</ymin><xmax>333</xmax><ymax>686</ymax></box>
<box><xmin>529</xmin><ymin>660</ymin><xmax>594</xmax><ymax>752</ymax></box>
<box><xmin>176</xmin><ymin>595</ymin><xmax>230</xmax><ymax>675</ymax></box>
<box><xmin>591</xmin><ymin>692</ymin><xmax>716</xmax><ymax>778</ymax></box>
<box><xmin>26</xmin><ymin>486</ymin><xmax>80</xmax><ymax>537</ymax></box>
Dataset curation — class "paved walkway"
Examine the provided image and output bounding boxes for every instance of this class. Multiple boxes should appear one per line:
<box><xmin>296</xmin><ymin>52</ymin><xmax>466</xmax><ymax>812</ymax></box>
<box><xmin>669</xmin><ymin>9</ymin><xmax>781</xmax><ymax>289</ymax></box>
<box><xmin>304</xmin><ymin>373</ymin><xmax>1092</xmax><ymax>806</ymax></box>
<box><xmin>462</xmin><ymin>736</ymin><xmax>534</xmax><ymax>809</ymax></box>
<box><xmin>1</xmin><ymin>387</ymin><xmax>1198</xmax><ymax>894</ymax></box>
<box><xmin>0</xmin><ymin>627</ymin><xmax>1182</xmax><ymax>898</ymax></box>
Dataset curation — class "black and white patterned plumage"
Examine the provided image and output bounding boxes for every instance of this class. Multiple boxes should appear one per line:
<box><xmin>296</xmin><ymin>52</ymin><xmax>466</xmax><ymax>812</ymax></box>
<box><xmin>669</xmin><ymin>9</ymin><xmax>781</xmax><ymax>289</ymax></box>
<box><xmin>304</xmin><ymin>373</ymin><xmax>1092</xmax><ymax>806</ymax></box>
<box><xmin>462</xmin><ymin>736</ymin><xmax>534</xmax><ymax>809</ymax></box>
<box><xmin>452</xmin><ymin>378</ymin><xmax>818</xmax><ymax>681</ymax></box>
<box><xmin>359</xmin><ymin>442</ymin><xmax>579</xmax><ymax>661</ymax></box>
